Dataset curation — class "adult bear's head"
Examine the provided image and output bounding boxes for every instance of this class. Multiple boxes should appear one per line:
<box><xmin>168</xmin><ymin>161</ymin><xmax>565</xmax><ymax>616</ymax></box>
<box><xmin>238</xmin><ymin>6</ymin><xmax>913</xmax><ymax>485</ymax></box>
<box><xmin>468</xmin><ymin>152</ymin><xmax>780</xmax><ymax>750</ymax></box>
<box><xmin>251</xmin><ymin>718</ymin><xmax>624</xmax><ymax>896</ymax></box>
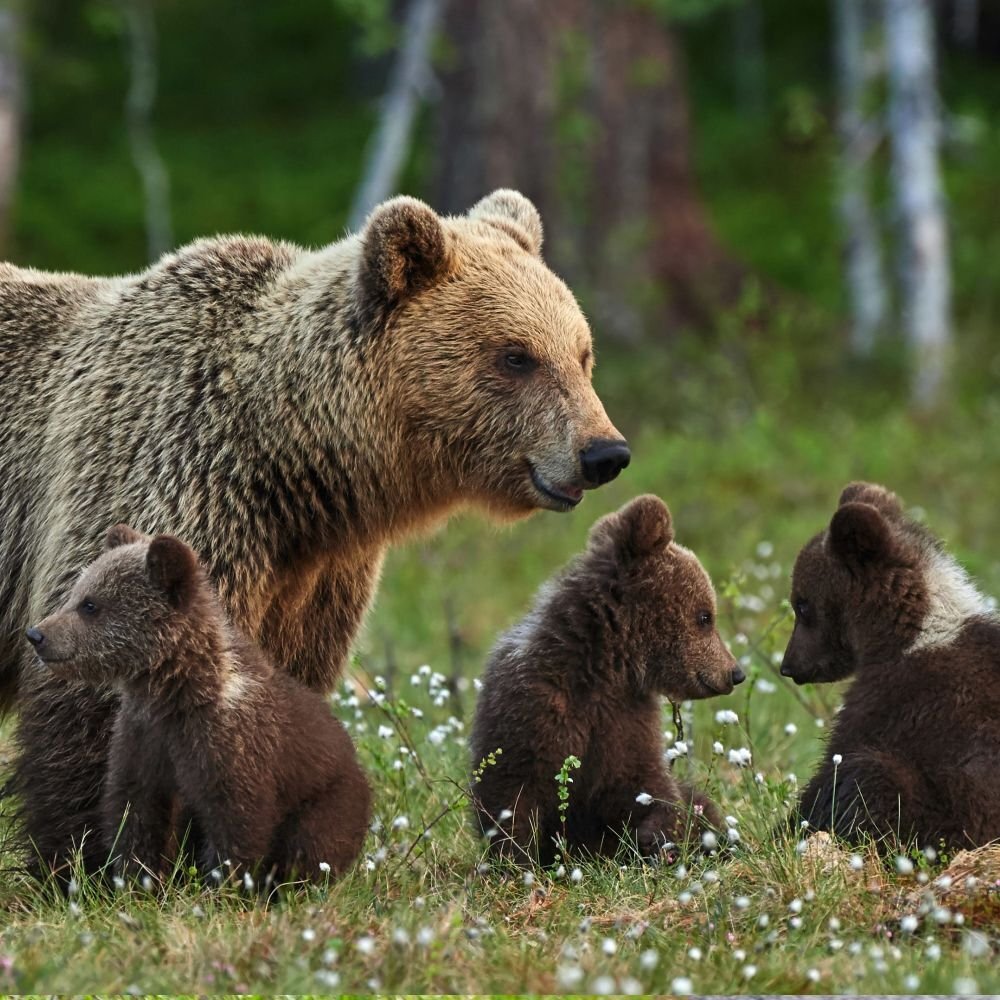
<box><xmin>357</xmin><ymin>189</ymin><xmax>629</xmax><ymax>517</ymax></box>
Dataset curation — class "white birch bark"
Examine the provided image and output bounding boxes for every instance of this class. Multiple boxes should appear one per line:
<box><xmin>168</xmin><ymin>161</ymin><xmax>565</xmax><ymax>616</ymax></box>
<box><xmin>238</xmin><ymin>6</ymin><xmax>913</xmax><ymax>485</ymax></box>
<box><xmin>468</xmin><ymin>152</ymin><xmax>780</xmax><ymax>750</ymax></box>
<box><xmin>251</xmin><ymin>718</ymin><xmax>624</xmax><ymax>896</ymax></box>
<box><xmin>348</xmin><ymin>0</ymin><xmax>442</xmax><ymax>231</ymax></box>
<box><xmin>122</xmin><ymin>0</ymin><xmax>172</xmax><ymax>261</ymax></box>
<box><xmin>885</xmin><ymin>0</ymin><xmax>952</xmax><ymax>410</ymax></box>
<box><xmin>833</xmin><ymin>0</ymin><xmax>886</xmax><ymax>355</ymax></box>
<box><xmin>0</xmin><ymin>1</ymin><xmax>22</xmax><ymax>253</ymax></box>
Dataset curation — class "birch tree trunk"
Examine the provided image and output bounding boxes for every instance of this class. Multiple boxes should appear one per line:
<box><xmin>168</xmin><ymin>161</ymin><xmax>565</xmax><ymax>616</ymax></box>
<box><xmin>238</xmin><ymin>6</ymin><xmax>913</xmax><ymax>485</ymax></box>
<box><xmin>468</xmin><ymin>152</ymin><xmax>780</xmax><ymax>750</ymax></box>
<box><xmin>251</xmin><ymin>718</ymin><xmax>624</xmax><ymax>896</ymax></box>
<box><xmin>348</xmin><ymin>0</ymin><xmax>443</xmax><ymax>231</ymax></box>
<box><xmin>885</xmin><ymin>0</ymin><xmax>951</xmax><ymax>410</ymax></box>
<box><xmin>833</xmin><ymin>0</ymin><xmax>886</xmax><ymax>355</ymax></box>
<box><xmin>0</xmin><ymin>1</ymin><xmax>22</xmax><ymax>255</ymax></box>
<box><xmin>122</xmin><ymin>0</ymin><xmax>172</xmax><ymax>262</ymax></box>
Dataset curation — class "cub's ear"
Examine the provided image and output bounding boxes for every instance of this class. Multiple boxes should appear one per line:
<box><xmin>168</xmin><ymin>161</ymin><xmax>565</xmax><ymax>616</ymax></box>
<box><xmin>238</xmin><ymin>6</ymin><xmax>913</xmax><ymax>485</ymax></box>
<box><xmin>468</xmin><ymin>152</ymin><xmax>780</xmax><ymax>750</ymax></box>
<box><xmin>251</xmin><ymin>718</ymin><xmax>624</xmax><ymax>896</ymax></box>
<box><xmin>359</xmin><ymin>196</ymin><xmax>452</xmax><ymax>310</ymax></box>
<box><xmin>590</xmin><ymin>494</ymin><xmax>674</xmax><ymax>560</ymax></box>
<box><xmin>468</xmin><ymin>189</ymin><xmax>543</xmax><ymax>256</ymax></box>
<box><xmin>146</xmin><ymin>534</ymin><xmax>200</xmax><ymax>608</ymax></box>
<box><xmin>838</xmin><ymin>481</ymin><xmax>903</xmax><ymax>519</ymax></box>
<box><xmin>829</xmin><ymin>502</ymin><xmax>897</xmax><ymax>568</ymax></box>
<box><xmin>105</xmin><ymin>523</ymin><xmax>143</xmax><ymax>550</ymax></box>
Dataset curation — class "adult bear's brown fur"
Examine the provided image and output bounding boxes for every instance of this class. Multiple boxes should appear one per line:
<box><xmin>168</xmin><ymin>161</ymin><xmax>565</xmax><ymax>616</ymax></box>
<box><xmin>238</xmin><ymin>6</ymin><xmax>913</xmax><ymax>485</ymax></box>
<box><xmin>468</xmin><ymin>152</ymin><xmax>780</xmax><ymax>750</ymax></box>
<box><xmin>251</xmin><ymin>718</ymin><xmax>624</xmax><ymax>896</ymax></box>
<box><xmin>470</xmin><ymin>495</ymin><xmax>743</xmax><ymax>866</ymax></box>
<box><xmin>27</xmin><ymin>524</ymin><xmax>371</xmax><ymax>881</ymax></box>
<box><xmin>782</xmin><ymin>482</ymin><xmax>1000</xmax><ymax>851</ymax></box>
<box><xmin>0</xmin><ymin>189</ymin><xmax>628</xmax><ymax>874</ymax></box>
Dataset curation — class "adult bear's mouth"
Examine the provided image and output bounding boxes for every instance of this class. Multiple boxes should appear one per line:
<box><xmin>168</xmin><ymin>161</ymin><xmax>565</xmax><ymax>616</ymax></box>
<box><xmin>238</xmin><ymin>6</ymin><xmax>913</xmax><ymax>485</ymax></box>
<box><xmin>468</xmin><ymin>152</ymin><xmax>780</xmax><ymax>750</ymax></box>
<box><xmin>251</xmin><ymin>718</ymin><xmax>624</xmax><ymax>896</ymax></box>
<box><xmin>527</xmin><ymin>463</ymin><xmax>583</xmax><ymax>511</ymax></box>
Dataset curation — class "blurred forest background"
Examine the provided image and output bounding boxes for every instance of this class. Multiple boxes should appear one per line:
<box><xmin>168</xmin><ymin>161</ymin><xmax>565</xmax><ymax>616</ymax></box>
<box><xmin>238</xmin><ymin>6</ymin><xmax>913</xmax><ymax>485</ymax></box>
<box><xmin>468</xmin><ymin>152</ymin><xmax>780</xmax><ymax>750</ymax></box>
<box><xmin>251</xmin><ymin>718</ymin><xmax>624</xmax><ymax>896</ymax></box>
<box><xmin>4</xmin><ymin>0</ymin><xmax>1000</xmax><ymax>669</ymax></box>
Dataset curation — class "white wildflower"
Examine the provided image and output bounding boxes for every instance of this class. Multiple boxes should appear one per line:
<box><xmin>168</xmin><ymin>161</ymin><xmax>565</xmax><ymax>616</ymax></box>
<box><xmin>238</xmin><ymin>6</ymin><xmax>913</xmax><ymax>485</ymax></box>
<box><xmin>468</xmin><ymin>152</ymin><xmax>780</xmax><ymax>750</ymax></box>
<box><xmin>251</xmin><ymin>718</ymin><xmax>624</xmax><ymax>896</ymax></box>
<box><xmin>635</xmin><ymin>791</ymin><xmax>654</xmax><ymax>806</ymax></box>
<box><xmin>715</xmin><ymin>709</ymin><xmax>739</xmax><ymax>725</ymax></box>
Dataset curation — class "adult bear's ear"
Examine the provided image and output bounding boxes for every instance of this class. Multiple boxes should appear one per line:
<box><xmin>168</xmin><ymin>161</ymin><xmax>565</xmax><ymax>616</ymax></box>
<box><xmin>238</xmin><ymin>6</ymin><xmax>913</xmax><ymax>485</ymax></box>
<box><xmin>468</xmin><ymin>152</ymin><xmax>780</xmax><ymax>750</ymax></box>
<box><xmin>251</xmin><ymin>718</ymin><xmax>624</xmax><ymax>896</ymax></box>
<box><xmin>359</xmin><ymin>196</ymin><xmax>453</xmax><ymax>311</ymax></box>
<box><xmin>838</xmin><ymin>481</ymin><xmax>904</xmax><ymax>519</ymax></box>
<box><xmin>829</xmin><ymin>502</ymin><xmax>898</xmax><ymax>569</ymax></box>
<box><xmin>590</xmin><ymin>494</ymin><xmax>674</xmax><ymax>560</ymax></box>
<box><xmin>105</xmin><ymin>523</ymin><xmax>143</xmax><ymax>550</ymax></box>
<box><xmin>468</xmin><ymin>189</ymin><xmax>543</xmax><ymax>256</ymax></box>
<box><xmin>147</xmin><ymin>534</ymin><xmax>200</xmax><ymax>608</ymax></box>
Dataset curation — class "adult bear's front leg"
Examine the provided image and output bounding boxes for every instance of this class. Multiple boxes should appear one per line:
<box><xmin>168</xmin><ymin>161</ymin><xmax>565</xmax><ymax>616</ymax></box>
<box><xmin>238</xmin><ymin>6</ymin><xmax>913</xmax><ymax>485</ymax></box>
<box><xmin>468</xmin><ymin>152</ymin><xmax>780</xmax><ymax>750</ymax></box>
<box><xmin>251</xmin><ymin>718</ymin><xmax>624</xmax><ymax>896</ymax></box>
<box><xmin>257</xmin><ymin>549</ymin><xmax>384</xmax><ymax>693</ymax></box>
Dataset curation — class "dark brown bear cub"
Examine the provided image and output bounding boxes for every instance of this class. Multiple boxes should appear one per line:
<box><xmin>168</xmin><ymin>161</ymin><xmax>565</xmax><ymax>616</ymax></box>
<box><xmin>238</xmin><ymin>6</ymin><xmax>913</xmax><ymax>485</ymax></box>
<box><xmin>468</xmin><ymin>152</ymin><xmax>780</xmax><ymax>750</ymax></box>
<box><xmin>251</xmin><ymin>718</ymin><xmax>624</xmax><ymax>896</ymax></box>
<box><xmin>782</xmin><ymin>482</ymin><xmax>1000</xmax><ymax>852</ymax></box>
<box><xmin>25</xmin><ymin>525</ymin><xmax>371</xmax><ymax>882</ymax></box>
<box><xmin>470</xmin><ymin>495</ymin><xmax>743</xmax><ymax>866</ymax></box>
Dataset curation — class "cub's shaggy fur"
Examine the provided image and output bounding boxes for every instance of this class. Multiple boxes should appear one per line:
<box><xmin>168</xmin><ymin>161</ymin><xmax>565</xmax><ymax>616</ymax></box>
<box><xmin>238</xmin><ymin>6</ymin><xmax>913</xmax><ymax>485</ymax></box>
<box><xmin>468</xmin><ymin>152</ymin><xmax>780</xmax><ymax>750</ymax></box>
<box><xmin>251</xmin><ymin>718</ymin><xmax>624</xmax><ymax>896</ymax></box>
<box><xmin>470</xmin><ymin>495</ymin><xmax>742</xmax><ymax>865</ymax></box>
<box><xmin>27</xmin><ymin>525</ymin><xmax>371</xmax><ymax>881</ymax></box>
<box><xmin>782</xmin><ymin>482</ymin><xmax>1000</xmax><ymax>851</ymax></box>
<box><xmin>0</xmin><ymin>189</ymin><xmax>628</xmax><ymax>874</ymax></box>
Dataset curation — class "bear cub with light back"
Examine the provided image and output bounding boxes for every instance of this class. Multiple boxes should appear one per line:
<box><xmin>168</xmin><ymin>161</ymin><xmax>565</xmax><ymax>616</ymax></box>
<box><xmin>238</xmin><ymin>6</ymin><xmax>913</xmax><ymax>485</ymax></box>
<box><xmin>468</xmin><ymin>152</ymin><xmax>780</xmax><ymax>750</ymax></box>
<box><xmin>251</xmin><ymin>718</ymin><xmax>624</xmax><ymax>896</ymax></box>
<box><xmin>26</xmin><ymin>525</ymin><xmax>371</xmax><ymax>882</ymax></box>
<box><xmin>470</xmin><ymin>495</ymin><xmax>743</xmax><ymax>865</ymax></box>
<box><xmin>783</xmin><ymin>482</ymin><xmax>1000</xmax><ymax>851</ymax></box>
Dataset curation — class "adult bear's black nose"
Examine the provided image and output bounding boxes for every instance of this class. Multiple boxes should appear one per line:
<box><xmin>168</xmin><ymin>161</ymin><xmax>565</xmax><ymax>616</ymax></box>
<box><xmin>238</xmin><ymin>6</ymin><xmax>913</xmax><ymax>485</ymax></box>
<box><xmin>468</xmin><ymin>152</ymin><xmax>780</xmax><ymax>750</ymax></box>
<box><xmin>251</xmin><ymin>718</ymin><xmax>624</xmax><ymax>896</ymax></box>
<box><xmin>732</xmin><ymin>665</ymin><xmax>746</xmax><ymax>685</ymax></box>
<box><xmin>580</xmin><ymin>439</ymin><xmax>631</xmax><ymax>486</ymax></box>
<box><xmin>25</xmin><ymin>627</ymin><xmax>44</xmax><ymax>647</ymax></box>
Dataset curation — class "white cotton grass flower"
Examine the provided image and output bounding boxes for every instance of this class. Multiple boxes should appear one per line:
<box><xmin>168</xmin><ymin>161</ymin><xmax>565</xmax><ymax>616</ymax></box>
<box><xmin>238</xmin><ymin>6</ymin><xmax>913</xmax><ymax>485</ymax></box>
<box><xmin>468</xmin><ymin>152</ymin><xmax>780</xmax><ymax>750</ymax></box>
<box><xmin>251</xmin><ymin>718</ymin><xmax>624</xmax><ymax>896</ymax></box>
<box><xmin>499</xmin><ymin>808</ymin><xmax>513</xmax><ymax>821</ymax></box>
<box><xmin>900</xmin><ymin>914</ymin><xmax>919</xmax><ymax>933</ymax></box>
<box><xmin>570</xmin><ymin>866</ymin><xmax>583</xmax><ymax>883</ymax></box>
<box><xmin>832</xmin><ymin>752</ymin><xmax>843</xmax><ymax>765</ymax></box>
<box><xmin>849</xmin><ymin>853</ymin><xmax>864</xmax><ymax>870</ymax></box>
<box><xmin>557</xmin><ymin>965</ymin><xmax>584</xmax><ymax>989</ymax></box>
<box><xmin>635</xmin><ymin>791</ymin><xmax>654</xmax><ymax>806</ymax></box>
<box><xmin>728</xmin><ymin>747</ymin><xmax>752</xmax><ymax>767</ymax></box>
<box><xmin>670</xmin><ymin>976</ymin><xmax>694</xmax><ymax>995</ymax></box>
<box><xmin>601</xmin><ymin>937</ymin><xmax>617</xmax><ymax>956</ymax></box>
<box><xmin>895</xmin><ymin>855</ymin><xmax>915</xmax><ymax>875</ymax></box>
<box><xmin>784</xmin><ymin>722</ymin><xmax>797</xmax><ymax>735</ymax></box>
<box><xmin>355</xmin><ymin>935</ymin><xmax>376</xmax><ymax>956</ymax></box>
<box><xmin>301</xmin><ymin>927</ymin><xmax>316</xmax><ymax>942</ymax></box>
<box><xmin>392</xmin><ymin>815</ymin><xmax>410</xmax><ymax>831</ymax></box>
<box><xmin>377</xmin><ymin>724</ymin><xmax>393</xmax><ymax>739</ymax></box>
<box><xmin>688</xmin><ymin>946</ymin><xmax>703</xmax><ymax>961</ymax></box>
<box><xmin>715</xmin><ymin>709</ymin><xmax>739</xmax><ymax>725</ymax></box>
<box><xmin>639</xmin><ymin>948</ymin><xmax>659</xmax><ymax>970</ymax></box>
<box><xmin>712</xmin><ymin>740</ymin><xmax>724</xmax><ymax>755</ymax></box>
<box><xmin>318</xmin><ymin>861</ymin><xmax>331</xmax><ymax>873</ymax></box>
<box><xmin>242</xmin><ymin>871</ymin><xmax>254</xmax><ymax>891</ymax></box>
<box><xmin>701</xmin><ymin>831</ymin><xmax>718</xmax><ymax>850</ymax></box>
<box><xmin>591</xmin><ymin>974</ymin><xmax>617</xmax><ymax>995</ymax></box>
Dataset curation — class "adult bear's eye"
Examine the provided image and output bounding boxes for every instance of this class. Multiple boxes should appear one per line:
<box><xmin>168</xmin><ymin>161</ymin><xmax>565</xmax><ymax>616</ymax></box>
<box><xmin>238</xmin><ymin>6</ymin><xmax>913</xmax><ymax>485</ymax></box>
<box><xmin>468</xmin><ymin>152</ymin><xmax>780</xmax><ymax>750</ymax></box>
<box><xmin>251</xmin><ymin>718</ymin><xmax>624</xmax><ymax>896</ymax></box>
<box><xmin>696</xmin><ymin>610</ymin><xmax>713</xmax><ymax>628</ymax></box>
<box><xmin>794</xmin><ymin>598</ymin><xmax>811</xmax><ymax>621</ymax></box>
<box><xmin>78</xmin><ymin>599</ymin><xmax>98</xmax><ymax>616</ymax></box>
<box><xmin>501</xmin><ymin>349</ymin><xmax>537</xmax><ymax>375</ymax></box>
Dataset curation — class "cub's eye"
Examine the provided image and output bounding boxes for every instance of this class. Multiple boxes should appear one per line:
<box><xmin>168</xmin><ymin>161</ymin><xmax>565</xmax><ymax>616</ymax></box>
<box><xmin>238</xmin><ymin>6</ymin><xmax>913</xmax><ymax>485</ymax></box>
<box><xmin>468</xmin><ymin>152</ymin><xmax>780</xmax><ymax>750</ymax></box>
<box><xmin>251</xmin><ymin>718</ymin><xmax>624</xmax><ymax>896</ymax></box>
<box><xmin>794</xmin><ymin>598</ymin><xmax>811</xmax><ymax>620</ymax></box>
<box><xmin>696</xmin><ymin>610</ymin><xmax>713</xmax><ymax>628</ymax></box>
<box><xmin>501</xmin><ymin>349</ymin><xmax>537</xmax><ymax>375</ymax></box>
<box><xmin>78</xmin><ymin>599</ymin><xmax>98</xmax><ymax>616</ymax></box>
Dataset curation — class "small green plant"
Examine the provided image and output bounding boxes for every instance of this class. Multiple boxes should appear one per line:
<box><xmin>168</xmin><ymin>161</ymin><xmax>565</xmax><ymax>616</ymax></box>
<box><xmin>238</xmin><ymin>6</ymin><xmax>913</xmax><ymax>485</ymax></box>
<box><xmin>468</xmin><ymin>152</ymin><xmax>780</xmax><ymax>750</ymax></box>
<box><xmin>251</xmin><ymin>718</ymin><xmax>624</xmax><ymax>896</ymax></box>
<box><xmin>554</xmin><ymin>754</ymin><xmax>582</xmax><ymax>836</ymax></box>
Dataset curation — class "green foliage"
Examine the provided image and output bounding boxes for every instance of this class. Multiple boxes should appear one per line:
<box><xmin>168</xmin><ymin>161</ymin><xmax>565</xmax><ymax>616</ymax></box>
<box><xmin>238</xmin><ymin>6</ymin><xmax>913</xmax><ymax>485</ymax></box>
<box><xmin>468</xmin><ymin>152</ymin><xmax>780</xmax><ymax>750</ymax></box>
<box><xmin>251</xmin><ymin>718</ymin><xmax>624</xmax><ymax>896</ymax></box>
<box><xmin>554</xmin><ymin>754</ymin><xmax>582</xmax><ymax>832</ymax></box>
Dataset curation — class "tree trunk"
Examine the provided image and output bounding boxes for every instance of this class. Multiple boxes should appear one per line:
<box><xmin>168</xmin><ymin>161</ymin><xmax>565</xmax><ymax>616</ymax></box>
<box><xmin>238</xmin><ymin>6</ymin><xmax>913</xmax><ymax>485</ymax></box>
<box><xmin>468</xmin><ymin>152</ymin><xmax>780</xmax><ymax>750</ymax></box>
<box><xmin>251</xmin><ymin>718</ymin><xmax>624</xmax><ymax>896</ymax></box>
<box><xmin>433</xmin><ymin>0</ymin><xmax>743</xmax><ymax>341</ymax></box>
<box><xmin>0</xmin><ymin>1</ymin><xmax>23</xmax><ymax>255</ymax></box>
<box><xmin>833</xmin><ymin>0</ymin><xmax>887</xmax><ymax>355</ymax></box>
<box><xmin>885</xmin><ymin>0</ymin><xmax>951</xmax><ymax>410</ymax></box>
<box><xmin>122</xmin><ymin>0</ymin><xmax>172</xmax><ymax>262</ymax></box>
<box><xmin>348</xmin><ymin>0</ymin><xmax>443</xmax><ymax>231</ymax></box>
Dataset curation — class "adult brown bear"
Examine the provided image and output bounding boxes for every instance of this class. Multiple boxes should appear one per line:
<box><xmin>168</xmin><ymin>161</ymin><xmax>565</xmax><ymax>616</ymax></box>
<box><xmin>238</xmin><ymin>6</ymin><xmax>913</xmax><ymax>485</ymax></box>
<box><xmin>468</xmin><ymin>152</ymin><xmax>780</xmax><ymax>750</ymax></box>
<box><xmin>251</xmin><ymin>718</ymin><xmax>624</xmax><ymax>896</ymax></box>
<box><xmin>0</xmin><ymin>189</ymin><xmax>629</xmax><ymax>875</ymax></box>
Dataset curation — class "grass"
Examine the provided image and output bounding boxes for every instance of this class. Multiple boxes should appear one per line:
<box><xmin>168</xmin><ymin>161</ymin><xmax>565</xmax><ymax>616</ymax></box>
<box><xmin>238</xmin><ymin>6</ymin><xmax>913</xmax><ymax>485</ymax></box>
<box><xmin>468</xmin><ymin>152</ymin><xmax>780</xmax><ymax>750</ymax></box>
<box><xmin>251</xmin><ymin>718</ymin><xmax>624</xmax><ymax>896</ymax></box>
<box><xmin>3</xmin><ymin>348</ymin><xmax>1000</xmax><ymax>993</ymax></box>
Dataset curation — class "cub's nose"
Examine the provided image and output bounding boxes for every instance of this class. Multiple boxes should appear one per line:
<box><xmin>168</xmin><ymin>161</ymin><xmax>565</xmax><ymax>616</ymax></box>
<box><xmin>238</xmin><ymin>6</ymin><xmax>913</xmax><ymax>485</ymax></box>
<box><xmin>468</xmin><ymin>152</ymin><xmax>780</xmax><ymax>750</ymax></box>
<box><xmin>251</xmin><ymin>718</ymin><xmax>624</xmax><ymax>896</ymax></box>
<box><xmin>580</xmin><ymin>439</ymin><xmax>631</xmax><ymax>486</ymax></box>
<box><xmin>732</xmin><ymin>665</ymin><xmax>746</xmax><ymax>685</ymax></box>
<box><xmin>25</xmin><ymin>627</ymin><xmax>45</xmax><ymax>647</ymax></box>
<box><xmin>779</xmin><ymin>660</ymin><xmax>794</xmax><ymax>677</ymax></box>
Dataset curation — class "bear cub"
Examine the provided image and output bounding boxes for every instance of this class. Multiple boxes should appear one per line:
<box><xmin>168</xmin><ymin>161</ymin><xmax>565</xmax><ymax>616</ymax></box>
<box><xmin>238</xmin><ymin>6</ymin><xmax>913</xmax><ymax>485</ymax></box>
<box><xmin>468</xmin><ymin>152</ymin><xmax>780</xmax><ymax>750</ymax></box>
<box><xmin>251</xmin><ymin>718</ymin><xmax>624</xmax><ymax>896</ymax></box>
<box><xmin>470</xmin><ymin>495</ymin><xmax>743</xmax><ymax>865</ymax></box>
<box><xmin>782</xmin><ymin>482</ymin><xmax>1000</xmax><ymax>852</ymax></box>
<box><xmin>26</xmin><ymin>525</ymin><xmax>371</xmax><ymax>882</ymax></box>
